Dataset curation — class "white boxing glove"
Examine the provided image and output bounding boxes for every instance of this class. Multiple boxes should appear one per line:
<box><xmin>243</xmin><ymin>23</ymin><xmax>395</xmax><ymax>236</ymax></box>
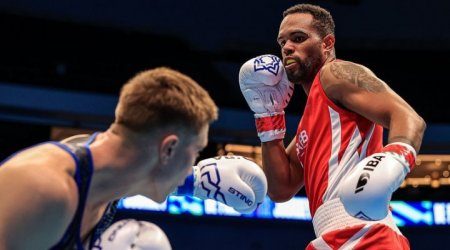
<box><xmin>92</xmin><ymin>219</ymin><xmax>171</xmax><ymax>250</ymax></box>
<box><xmin>239</xmin><ymin>54</ymin><xmax>294</xmax><ymax>142</ymax></box>
<box><xmin>174</xmin><ymin>155</ymin><xmax>268</xmax><ymax>214</ymax></box>
<box><xmin>339</xmin><ymin>142</ymin><xmax>416</xmax><ymax>221</ymax></box>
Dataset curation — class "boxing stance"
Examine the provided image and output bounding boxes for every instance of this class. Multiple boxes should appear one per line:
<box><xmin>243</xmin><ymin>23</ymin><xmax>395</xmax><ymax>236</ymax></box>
<box><xmin>0</xmin><ymin>67</ymin><xmax>267</xmax><ymax>249</ymax></box>
<box><xmin>239</xmin><ymin>4</ymin><xmax>425</xmax><ymax>249</ymax></box>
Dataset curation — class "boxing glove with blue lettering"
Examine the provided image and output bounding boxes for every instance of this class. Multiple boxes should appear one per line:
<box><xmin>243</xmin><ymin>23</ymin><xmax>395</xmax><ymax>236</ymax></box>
<box><xmin>239</xmin><ymin>54</ymin><xmax>294</xmax><ymax>142</ymax></box>
<box><xmin>174</xmin><ymin>155</ymin><xmax>268</xmax><ymax>214</ymax></box>
<box><xmin>92</xmin><ymin>219</ymin><xmax>171</xmax><ymax>250</ymax></box>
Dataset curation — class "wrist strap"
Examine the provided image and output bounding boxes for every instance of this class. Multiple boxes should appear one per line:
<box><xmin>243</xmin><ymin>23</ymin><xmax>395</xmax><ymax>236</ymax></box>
<box><xmin>254</xmin><ymin>111</ymin><xmax>286</xmax><ymax>142</ymax></box>
<box><xmin>173</xmin><ymin>173</ymin><xmax>195</xmax><ymax>196</ymax></box>
<box><xmin>381</xmin><ymin>142</ymin><xmax>417</xmax><ymax>170</ymax></box>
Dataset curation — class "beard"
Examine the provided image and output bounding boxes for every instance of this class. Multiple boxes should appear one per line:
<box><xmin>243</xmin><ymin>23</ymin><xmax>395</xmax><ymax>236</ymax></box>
<box><xmin>286</xmin><ymin>53</ymin><xmax>324</xmax><ymax>85</ymax></box>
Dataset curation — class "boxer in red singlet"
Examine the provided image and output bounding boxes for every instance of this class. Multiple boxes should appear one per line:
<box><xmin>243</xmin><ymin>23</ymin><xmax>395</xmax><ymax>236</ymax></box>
<box><xmin>239</xmin><ymin>4</ymin><xmax>426</xmax><ymax>249</ymax></box>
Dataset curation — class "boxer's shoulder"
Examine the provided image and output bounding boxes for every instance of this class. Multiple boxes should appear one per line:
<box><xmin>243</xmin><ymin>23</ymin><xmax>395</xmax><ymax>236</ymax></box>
<box><xmin>0</xmin><ymin>143</ymin><xmax>80</xmax><ymax>210</ymax></box>
<box><xmin>0</xmin><ymin>184</ymin><xmax>76</xmax><ymax>249</ymax></box>
<box><xmin>2</xmin><ymin>143</ymin><xmax>77</xmax><ymax>176</ymax></box>
<box><xmin>0</xmin><ymin>146</ymin><xmax>78</xmax><ymax>249</ymax></box>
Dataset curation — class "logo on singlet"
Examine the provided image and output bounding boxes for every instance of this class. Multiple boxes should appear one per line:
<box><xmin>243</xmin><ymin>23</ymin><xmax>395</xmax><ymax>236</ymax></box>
<box><xmin>296</xmin><ymin>130</ymin><xmax>309</xmax><ymax>159</ymax></box>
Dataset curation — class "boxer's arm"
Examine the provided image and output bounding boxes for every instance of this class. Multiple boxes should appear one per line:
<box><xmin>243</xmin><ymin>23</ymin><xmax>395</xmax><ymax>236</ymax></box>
<box><xmin>320</xmin><ymin>61</ymin><xmax>426</xmax><ymax>151</ymax></box>
<box><xmin>238</xmin><ymin>54</ymin><xmax>302</xmax><ymax>202</ymax></box>
<box><xmin>262</xmin><ymin>137</ymin><xmax>304</xmax><ymax>202</ymax></box>
<box><xmin>0</xmin><ymin>165</ymin><xmax>75</xmax><ymax>249</ymax></box>
<box><xmin>321</xmin><ymin>61</ymin><xmax>426</xmax><ymax>220</ymax></box>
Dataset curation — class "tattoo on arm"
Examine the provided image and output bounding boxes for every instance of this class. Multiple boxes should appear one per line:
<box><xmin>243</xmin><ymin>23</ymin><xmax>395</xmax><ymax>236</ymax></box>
<box><xmin>330</xmin><ymin>62</ymin><xmax>386</xmax><ymax>92</ymax></box>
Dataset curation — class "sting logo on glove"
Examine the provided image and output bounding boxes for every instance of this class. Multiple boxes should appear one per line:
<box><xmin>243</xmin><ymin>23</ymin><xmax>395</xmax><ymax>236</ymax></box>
<box><xmin>175</xmin><ymin>155</ymin><xmax>268</xmax><ymax>214</ymax></box>
<box><xmin>228</xmin><ymin>187</ymin><xmax>253</xmax><ymax>206</ymax></box>
<box><xmin>254</xmin><ymin>55</ymin><xmax>282</xmax><ymax>76</ymax></box>
<box><xmin>199</xmin><ymin>162</ymin><xmax>254</xmax><ymax>207</ymax></box>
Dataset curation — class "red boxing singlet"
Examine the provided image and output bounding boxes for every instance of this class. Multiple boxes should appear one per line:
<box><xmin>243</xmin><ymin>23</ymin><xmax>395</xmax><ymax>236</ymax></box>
<box><xmin>295</xmin><ymin>70</ymin><xmax>383</xmax><ymax>217</ymax></box>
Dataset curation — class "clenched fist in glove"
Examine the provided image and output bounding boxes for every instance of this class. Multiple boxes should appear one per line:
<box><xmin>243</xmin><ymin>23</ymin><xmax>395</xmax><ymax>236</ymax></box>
<box><xmin>339</xmin><ymin>142</ymin><xmax>417</xmax><ymax>221</ymax></box>
<box><xmin>92</xmin><ymin>219</ymin><xmax>172</xmax><ymax>250</ymax></box>
<box><xmin>174</xmin><ymin>155</ymin><xmax>268</xmax><ymax>214</ymax></box>
<box><xmin>239</xmin><ymin>54</ymin><xmax>294</xmax><ymax>142</ymax></box>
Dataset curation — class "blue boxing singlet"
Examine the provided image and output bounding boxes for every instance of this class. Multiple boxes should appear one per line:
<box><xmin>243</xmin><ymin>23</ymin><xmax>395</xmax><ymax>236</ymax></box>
<box><xmin>0</xmin><ymin>133</ymin><xmax>118</xmax><ymax>250</ymax></box>
<box><xmin>47</xmin><ymin>133</ymin><xmax>118</xmax><ymax>250</ymax></box>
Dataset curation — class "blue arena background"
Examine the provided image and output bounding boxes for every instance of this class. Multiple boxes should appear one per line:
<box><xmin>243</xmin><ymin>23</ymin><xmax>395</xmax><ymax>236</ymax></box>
<box><xmin>118</xmin><ymin>195</ymin><xmax>450</xmax><ymax>227</ymax></box>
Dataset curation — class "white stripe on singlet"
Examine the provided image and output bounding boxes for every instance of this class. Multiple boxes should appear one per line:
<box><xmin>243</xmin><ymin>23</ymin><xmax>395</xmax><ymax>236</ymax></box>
<box><xmin>323</xmin><ymin>108</ymin><xmax>376</xmax><ymax>202</ymax></box>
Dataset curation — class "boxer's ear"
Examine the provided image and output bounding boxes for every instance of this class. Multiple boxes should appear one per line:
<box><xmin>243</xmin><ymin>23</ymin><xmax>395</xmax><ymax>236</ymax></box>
<box><xmin>160</xmin><ymin>134</ymin><xmax>179</xmax><ymax>164</ymax></box>
<box><xmin>322</xmin><ymin>34</ymin><xmax>335</xmax><ymax>53</ymax></box>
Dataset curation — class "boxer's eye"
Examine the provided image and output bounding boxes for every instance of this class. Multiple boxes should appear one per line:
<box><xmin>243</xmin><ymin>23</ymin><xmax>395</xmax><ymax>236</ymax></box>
<box><xmin>292</xmin><ymin>35</ymin><xmax>307</xmax><ymax>43</ymax></box>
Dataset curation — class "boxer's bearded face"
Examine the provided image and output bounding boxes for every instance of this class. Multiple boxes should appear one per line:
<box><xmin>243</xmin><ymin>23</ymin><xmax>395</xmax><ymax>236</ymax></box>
<box><xmin>284</xmin><ymin>48</ymin><xmax>323</xmax><ymax>85</ymax></box>
<box><xmin>278</xmin><ymin>13</ymin><xmax>328</xmax><ymax>85</ymax></box>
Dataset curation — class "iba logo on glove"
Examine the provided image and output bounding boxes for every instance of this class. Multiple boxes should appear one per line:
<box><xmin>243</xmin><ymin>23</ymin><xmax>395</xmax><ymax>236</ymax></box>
<box><xmin>253</xmin><ymin>55</ymin><xmax>281</xmax><ymax>76</ymax></box>
<box><xmin>354</xmin><ymin>155</ymin><xmax>385</xmax><ymax>194</ymax></box>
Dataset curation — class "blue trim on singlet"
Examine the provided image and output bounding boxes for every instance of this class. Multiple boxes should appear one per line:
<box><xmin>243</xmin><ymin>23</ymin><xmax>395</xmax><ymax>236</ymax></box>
<box><xmin>51</xmin><ymin>141</ymin><xmax>87</xmax><ymax>250</ymax></box>
<box><xmin>49</xmin><ymin>141</ymin><xmax>80</xmax><ymax>163</ymax></box>
<box><xmin>0</xmin><ymin>139</ymin><xmax>90</xmax><ymax>250</ymax></box>
<box><xmin>1</xmin><ymin>133</ymin><xmax>115</xmax><ymax>250</ymax></box>
<box><xmin>49</xmin><ymin>134</ymin><xmax>97</xmax><ymax>250</ymax></box>
<box><xmin>84</xmin><ymin>132</ymin><xmax>99</xmax><ymax>146</ymax></box>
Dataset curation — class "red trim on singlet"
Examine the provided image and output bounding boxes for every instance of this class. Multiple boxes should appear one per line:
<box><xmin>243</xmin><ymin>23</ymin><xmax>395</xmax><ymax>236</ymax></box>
<box><xmin>307</xmin><ymin>224</ymin><xmax>410</xmax><ymax>250</ymax></box>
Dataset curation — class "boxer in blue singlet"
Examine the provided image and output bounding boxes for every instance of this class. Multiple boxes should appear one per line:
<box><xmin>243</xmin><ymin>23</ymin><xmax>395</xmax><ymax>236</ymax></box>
<box><xmin>0</xmin><ymin>67</ymin><xmax>268</xmax><ymax>249</ymax></box>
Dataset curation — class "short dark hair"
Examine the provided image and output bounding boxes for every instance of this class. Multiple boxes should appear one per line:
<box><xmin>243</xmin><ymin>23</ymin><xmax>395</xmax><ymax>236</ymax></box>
<box><xmin>283</xmin><ymin>4</ymin><xmax>335</xmax><ymax>38</ymax></box>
